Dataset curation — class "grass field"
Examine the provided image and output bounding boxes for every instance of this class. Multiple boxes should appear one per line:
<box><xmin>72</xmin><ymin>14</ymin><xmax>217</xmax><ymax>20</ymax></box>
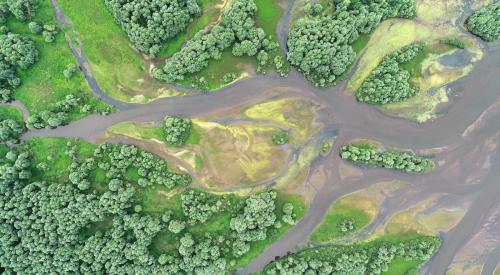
<box><xmin>310</xmin><ymin>198</ymin><xmax>373</xmax><ymax>243</ymax></box>
<box><xmin>7</xmin><ymin>0</ymin><xmax>108</xmax><ymax>116</ymax></box>
<box><xmin>0</xmin><ymin>105</ymin><xmax>24</xmax><ymax>123</ymax></box>
<box><xmin>23</xmin><ymin>137</ymin><xmax>96</xmax><ymax>182</ymax></box>
<box><xmin>57</xmin><ymin>0</ymin><xmax>159</xmax><ymax>102</ymax></box>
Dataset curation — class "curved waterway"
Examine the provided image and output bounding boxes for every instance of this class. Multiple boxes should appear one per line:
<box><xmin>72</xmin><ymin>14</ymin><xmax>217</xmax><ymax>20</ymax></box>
<box><xmin>23</xmin><ymin>1</ymin><xmax>500</xmax><ymax>274</ymax></box>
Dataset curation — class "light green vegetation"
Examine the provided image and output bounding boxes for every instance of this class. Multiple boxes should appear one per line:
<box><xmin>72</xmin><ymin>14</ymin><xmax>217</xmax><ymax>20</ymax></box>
<box><xmin>159</xmin><ymin>0</ymin><xmax>225</xmax><ymax>57</ymax></box>
<box><xmin>7</xmin><ymin>0</ymin><xmax>109</xmax><ymax>116</ymax></box>
<box><xmin>0</xmin><ymin>105</ymin><xmax>23</xmax><ymax>123</ymax></box>
<box><xmin>57</xmin><ymin>0</ymin><xmax>164</xmax><ymax>102</ymax></box>
<box><xmin>311</xmin><ymin>197</ymin><xmax>374</xmax><ymax>243</ymax></box>
<box><xmin>352</xmin><ymin>33</ymin><xmax>371</xmax><ymax>54</ymax></box>
<box><xmin>22</xmin><ymin>137</ymin><xmax>96</xmax><ymax>182</ymax></box>
<box><xmin>383</xmin><ymin>258</ymin><xmax>421</xmax><ymax>275</ymax></box>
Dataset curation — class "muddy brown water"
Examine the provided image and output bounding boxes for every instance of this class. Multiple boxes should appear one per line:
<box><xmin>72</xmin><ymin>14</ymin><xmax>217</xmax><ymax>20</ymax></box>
<box><xmin>19</xmin><ymin>1</ymin><xmax>500</xmax><ymax>274</ymax></box>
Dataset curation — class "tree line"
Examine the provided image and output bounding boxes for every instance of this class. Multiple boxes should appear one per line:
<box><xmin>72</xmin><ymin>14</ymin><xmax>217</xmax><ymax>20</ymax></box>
<box><xmin>340</xmin><ymin>143</ymin><xmax>433</xmax><ymax>173</ymax></box>
<box><xmin>264</xmin><ymin>236</ymin><xmax>441</xmax><ymax>274</ymax></box>
<box><xmin>287</xmin><ymin>0</ymin><xmax>416</xmax><ymax>87</ymax></box>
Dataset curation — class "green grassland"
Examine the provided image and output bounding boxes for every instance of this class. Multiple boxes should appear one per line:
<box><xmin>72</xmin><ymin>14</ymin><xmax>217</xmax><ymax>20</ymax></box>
<box><xmin>0</xmin><ymin>105</ymin><xmax>24</xmax><ymax>123</ymax></box>
<box><xmin>310</xmin><ymin>200</ymin><xmax>372</xmax><ymax>243</ymax></box>
<box><xmin>57</xmin><ymin>0</ymin><xmax>156</xmax><ymax>102</ymax></box>
<box><xmin>7</xmin><ymin>0</ymin><xmax>109</xmax><ymax>117</ymax></box>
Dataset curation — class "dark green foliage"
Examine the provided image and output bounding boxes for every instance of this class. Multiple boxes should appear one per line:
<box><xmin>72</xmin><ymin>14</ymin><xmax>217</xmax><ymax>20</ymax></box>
<box><xmin>0</xmin><ymin>142</ymin><xmax>196</xmax><ymax>274</ymax></box>
<box><xmin>264</xmin><ymin>236</ymin><xmax>441</xmax><ymax>274</ymax></box>
<box><xmin>6</xmin><ymin>0</ymin><xmax>37</xmax><ymax>21</ymax></box>
<box><xmin>155</xmin><ymin>0</ymin><xmax>278</xmax><ymax>82</ymax></box>
<box><xmin>466</xmin><ymin>2</ymin><xmax>500</xmax><ymax>42</ymax></box>
<box><xmin>287</xmin><ymin>0</ymin><xmax>416</xmax><ymax>87</ymax></box>
<box><xmin>340</xmin><ymin>143</ymin><xmax>433</xmax><ymax>173</ymax></box>
<box><xmin>356</xmin><ymin>43</ymin><xmax>423</xmax><ymax>104</ymax></box>
<box><xmin>230</xmin><ymin>190</ymin><xmax>277</xmax><ymax>257</ymax></box>
<box><xmin>104</xmin><ymin>0</ymin><xmax>200</xmax><ymax>56</ymax></box>
<box><xmin>163</xmin><ymin>116</ymin><xmax>192</xmax><ymax>146</ymax></box>
<box><xmin>0</xmin><ymin>118</ymin><xmax>24</xmax><ymax>144</ymax></box>
<box><xmin>27</xmin><ymin>20</ymin><xmax>41</xmax><ymax>34</ymax></box>
<box><xmin>440</xmin><ymin>38</ymin><xmax>466</xmax><ymax>49</ymax></box>
<box><xmin>0</xmin><ymin>32</ymin><xmax>38</xmax><ymax>102</ymax></box>
<box><xmin>181</xmin><ymin>189</ymin><xmax>222</xmax><ymax>225</ymax></box>
<box><xmin>0</xmin><ymin>32</ymin><xmax>38</xmax><ymax>69</ymax></box>
<box><xmin>272</xmin><ymin>131</ymin><xmax>290</xmax><ymax>145</ymax></box>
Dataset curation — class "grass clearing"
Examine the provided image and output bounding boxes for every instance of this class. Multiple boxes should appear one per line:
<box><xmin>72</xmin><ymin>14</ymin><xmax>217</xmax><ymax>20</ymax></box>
<box><xmin>352</xmin><ymin>33</ymin><xmax>371</xmax><ymax>54</ymax></box>
<box><xmin>7</xmin><ymin>0</ymin><xmax>109</xmax><ymax>116</ymax></box>
<box><xmin>57</xmin><ymin>0</ymin><xmax>165</xmax><ymax>102</ymax></box>
<box><xmin>23</xmin><ymin>137</ymin><xmax>96</xmax><ymax>182</ymax></box>
<box><xmin>0</xmin><ymin>105</ymin><xmax>24</xmax><ymax>123</ymax></box>
<box><xmin>311</xmin><ymin>196</ymin><xmax>376</xmax><ymax>243</ymax></box>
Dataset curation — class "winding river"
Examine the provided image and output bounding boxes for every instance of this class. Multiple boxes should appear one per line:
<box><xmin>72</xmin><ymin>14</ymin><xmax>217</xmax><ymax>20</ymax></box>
<box><xmin>18</xmin><ymin>1</ymin><xmax>500</xmax><ymax>274</ymax></box>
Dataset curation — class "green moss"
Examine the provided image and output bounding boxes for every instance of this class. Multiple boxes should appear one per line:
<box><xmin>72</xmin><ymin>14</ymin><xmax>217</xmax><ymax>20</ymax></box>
<box><xmin>186</xmin><ymin>125</ymin><xmax>201</xmax><ymax>144</ymax></box>
<box><xmin>7</xmin><ymin>0</ymin><xmax>109</xmax><ymax>116</ymax></box>
<box><xmin>311</xmin><ymin>201</ymin><xmax>372</xmax><ymax>243</ymax></box>
<box><xmin>383</xmin><ymin>258</ymin><xmax>422</xmax><ymax>275</ymax></box>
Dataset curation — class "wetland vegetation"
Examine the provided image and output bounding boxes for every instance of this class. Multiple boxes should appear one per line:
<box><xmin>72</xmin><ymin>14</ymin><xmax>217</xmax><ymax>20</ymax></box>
<box><xmin>1</xmin><ymin>0</ymin><xmax>499</xmax><ymax>274</ymax></box>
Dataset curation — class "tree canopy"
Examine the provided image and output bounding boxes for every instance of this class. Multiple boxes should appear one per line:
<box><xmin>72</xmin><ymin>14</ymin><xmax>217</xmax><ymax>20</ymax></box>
<box><xmin>466</xmin><ymin>2</ymin><xmax>500</xmax><ymax>42</ymax></box>
<box><xmin>104</xmin><ymin>0</ymin><xmax>201</xmax><ymax>56</ymax></box>
<box><xmin>356</xmin><ymin>43</ymin><xmax>423</xmax><ymax>105</ymax></box>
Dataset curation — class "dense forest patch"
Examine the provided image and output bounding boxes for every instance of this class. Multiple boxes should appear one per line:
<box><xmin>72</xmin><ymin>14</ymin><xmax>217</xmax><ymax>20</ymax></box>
<box><xmin>466</xmin><ymin>2</ymin><xmax>499</xmax><ymax>42</ymax></box>
<box><xmin>0</xmin><ymin>137</ymin><xmax>305</xmax><ymax>273</ymax></box>
<box><xmin>264</xmin><ymin>235</ymin><xmax>440</xmax><ymax>274</ymax></box>
<box><xmin>340</xmin><ymin>142</ymin><xmax>434</xmax><ymax>173</ymax></box>
<box><xmin>287</xmin><ymin>0</ymin><xmax>416</xmax><ymax>87</ymax></box>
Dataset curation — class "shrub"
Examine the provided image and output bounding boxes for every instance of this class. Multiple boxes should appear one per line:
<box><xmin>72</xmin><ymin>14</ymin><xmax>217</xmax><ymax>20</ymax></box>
<box><xmin>272</xmin><ymin>131</ymin><xmax>290</xmax><ymax>145</ymax></box>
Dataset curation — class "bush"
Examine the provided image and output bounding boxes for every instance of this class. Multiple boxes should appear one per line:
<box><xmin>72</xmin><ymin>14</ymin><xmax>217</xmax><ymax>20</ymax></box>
<box><xmin>440</xmin><ymin>38</ymin><xmax>466</xmax><ymax>49</ymax></box>
<box><xmin>272</xmin><ymin>131</ymin><xmax>290</xmax><ymax>145</ymax></box>
<box><xmin>163</xmin><ymin>116</ymin><xmax>192</xmax><ymax>146</ymax></box>
<box><xmin>28</xmin><ymin>21</ymin><xmax>42</xmax><ymax>34</ymax></box>
<box><xmin>63</xmin><ymin>63</ymin><xmax>77</xmax><ymax>79</ymax></box>
<box><xmin>466</xmin><ymin>2</ymin><xmax>500</xmax><ymax>42</ymax></box>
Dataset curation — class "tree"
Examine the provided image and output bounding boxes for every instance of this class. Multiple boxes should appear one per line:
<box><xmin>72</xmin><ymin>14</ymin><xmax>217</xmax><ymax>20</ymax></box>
<box><xmin>0</xmin><ymin>32</ymin><xmax>38</xmax><ymax>69</ymax></box>
<box><xmin>163</xmin><ymin>116</ymin><xmax>192</xmax><ymax>146</ymax></box>
<box><xmin>466</xmin><ymin>2</ymin><xmax>500</xmax><ymax>42</ymax></box>
<box><xmin>28</xmin><ymin>21</ymin><xmax>42</xmax><ymax>34</ymax></box>
<box><xmin>0</xmin><ymin>118</ymin><xmax>24</xmax><ymax>144</ymax></box>
<box><xmin>63</xmin><ymin>63</ymin><xmax>77</xmax><ymax>79</ymax></box>
<box><xmin>6</xmin><ymin>0</ymin><xmax>38</xmax><ymax>21</ymax></box>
